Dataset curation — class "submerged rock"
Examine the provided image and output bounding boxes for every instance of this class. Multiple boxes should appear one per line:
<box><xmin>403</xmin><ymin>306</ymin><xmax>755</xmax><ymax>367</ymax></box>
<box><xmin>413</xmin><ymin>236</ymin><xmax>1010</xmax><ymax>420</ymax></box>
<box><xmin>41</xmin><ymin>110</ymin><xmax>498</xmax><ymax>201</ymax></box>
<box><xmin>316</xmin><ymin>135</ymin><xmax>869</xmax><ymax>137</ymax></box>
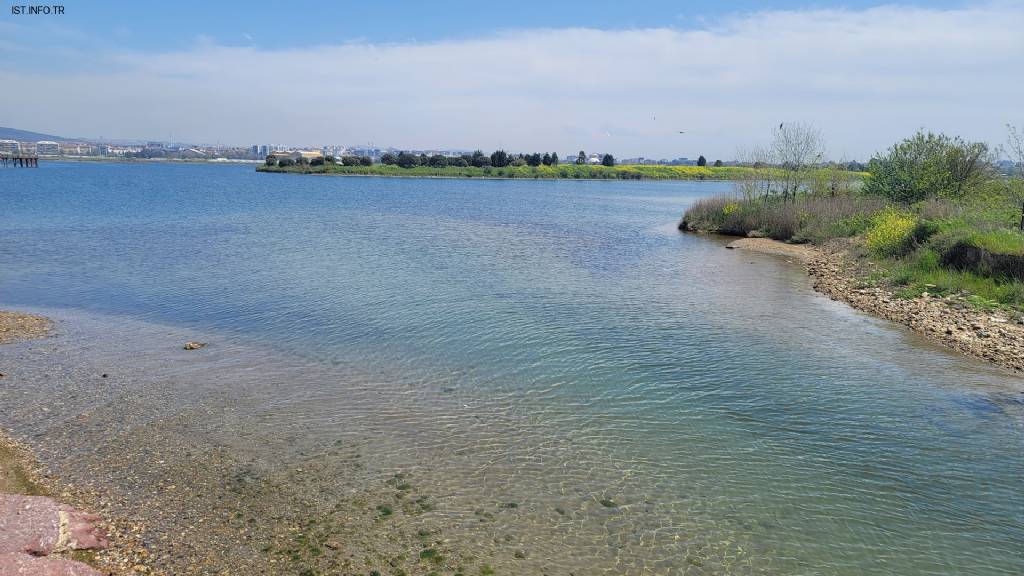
<box><xmin>183</xmin><ymin>341</ymin><xmax>206</xmax><ymax>350</ymax></box>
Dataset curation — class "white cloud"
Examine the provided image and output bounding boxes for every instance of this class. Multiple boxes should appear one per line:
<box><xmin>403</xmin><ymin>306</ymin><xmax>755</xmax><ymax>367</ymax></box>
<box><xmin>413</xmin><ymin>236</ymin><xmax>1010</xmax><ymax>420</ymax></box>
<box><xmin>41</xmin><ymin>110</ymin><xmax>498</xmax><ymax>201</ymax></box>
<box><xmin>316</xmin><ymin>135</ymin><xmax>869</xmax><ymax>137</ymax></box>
<box><xmin>2</xmin><ymin>2</ymin><xmax>1023</xmax><ymax>159</ymax></box>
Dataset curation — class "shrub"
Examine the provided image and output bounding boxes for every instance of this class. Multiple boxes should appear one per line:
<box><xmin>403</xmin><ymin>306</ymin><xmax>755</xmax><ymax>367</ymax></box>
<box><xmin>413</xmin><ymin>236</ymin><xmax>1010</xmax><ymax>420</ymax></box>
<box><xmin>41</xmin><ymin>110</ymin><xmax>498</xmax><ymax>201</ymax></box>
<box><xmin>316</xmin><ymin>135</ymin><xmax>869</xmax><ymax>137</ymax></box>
<box><xmin>359</xmin><ymin>156</ymin><xmax>373</xmax><ymax>166</ymax></box>
<box><xmin>277</xmin><ymin>157</ymin><xmax>295</xmax><ymax>167</ymax></box>
<box><xmin>865</xmin><ymin>208</ymin><xmax>917</xmax><ymax>257</ymax></box>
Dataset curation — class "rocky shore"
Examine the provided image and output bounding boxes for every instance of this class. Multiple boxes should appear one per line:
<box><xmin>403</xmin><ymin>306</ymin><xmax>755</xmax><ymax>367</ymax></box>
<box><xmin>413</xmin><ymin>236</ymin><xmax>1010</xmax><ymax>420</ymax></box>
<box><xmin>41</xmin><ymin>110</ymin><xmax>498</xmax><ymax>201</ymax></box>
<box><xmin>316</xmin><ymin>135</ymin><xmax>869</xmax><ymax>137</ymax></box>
<box><xmin>728</xmin><ymin>239</ymin><xmax>1024</xmax><ymax>374</ymax></box>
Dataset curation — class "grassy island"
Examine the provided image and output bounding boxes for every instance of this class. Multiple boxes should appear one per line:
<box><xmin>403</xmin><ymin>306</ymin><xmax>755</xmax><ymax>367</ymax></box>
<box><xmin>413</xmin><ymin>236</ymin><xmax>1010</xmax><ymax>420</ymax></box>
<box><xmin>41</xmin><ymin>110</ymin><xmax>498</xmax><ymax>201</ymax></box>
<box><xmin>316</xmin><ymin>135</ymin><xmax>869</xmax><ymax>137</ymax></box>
<box><xmin>257</xmin><ymin>162</ymin><xmax>764</xmax><ymax>180</ymax></box>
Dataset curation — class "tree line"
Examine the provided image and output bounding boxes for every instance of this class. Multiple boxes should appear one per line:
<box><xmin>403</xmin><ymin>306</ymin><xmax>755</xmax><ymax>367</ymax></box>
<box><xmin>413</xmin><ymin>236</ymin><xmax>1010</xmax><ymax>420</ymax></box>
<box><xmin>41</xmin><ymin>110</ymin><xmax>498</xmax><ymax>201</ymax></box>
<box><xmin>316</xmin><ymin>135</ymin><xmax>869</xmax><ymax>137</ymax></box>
<box><xmin>379</xmin><ymin>150</ymin><xmax>569</xmax><ymax>169</ymax></box>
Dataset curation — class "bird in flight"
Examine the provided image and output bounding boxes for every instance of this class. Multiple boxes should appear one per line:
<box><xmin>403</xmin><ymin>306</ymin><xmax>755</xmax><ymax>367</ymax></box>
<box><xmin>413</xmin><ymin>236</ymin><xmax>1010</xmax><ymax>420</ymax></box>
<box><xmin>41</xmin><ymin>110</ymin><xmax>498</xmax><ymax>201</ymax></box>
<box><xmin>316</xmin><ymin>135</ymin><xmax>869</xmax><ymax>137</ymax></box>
<box><xmin>779</xmin><ymin>122</ymin><xmax>784</xmax><ymax>129</ymax></box>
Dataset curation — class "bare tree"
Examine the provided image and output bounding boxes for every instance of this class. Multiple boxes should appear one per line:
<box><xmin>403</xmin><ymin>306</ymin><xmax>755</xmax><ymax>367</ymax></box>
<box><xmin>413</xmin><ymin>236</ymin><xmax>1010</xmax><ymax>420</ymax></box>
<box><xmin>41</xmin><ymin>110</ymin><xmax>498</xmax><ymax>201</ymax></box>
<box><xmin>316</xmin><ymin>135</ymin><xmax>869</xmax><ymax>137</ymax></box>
<box><xmin>772</xmin><ymin>122</ymin><xmax>825</xmax><ymax>202</ymax></box>
<box><xmin>1006</xmin><ymin>124</ymin><xmax>1024</xmax><ymax>230</ymax></box>
<box><xmin>734</xmin><ymin>144</ymin><xmax>776</xmax><ymax>201</ymax></box>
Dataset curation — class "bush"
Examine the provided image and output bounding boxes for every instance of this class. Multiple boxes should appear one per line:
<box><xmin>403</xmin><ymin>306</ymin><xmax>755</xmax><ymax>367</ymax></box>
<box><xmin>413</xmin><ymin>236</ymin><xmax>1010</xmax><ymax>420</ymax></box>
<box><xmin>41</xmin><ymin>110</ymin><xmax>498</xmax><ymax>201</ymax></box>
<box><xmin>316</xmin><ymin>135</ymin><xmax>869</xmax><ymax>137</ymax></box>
<box><xmin>864</xmin><ymin>130</ymin><xmax>993</xmax><ymax>203</ymax></box>
<box><xmin>865</xmin><ymin>208</ymin><xmax>917</xmax><ymax>257</ymax></box>
<box><xmin>359</xmin><ymin>156</ymin><xmax>373</xmax><ymax>166</ymax></box>
<box><xmin>277</xmin><ymin>157</ymin><xmax>295</xmax><ymax>167</ymax></box>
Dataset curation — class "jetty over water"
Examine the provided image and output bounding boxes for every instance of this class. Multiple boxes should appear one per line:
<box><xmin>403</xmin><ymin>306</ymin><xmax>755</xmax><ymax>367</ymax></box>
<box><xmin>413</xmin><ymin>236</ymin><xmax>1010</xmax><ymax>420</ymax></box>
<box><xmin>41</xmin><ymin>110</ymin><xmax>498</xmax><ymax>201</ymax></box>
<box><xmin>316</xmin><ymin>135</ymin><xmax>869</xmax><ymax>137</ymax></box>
<box><xmin>0</xmin><ymin>155</ymin><xmax>39</xmax><ymax>167</ymax></box>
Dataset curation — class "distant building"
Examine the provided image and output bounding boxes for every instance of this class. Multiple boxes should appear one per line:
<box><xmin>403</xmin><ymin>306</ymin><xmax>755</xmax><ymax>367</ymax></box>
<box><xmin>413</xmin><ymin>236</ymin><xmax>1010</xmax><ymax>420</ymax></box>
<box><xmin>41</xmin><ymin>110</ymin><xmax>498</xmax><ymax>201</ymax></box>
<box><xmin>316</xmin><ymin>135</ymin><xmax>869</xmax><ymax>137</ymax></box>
<box><xmin>36</xmin><ymin>141</ymin><xmax>60</xmax><ymax>155</ymax></box>
<box><xmin>0</xmin><ymin>139</ymin><xmax>20</xmax><ymax>154</ymax></box>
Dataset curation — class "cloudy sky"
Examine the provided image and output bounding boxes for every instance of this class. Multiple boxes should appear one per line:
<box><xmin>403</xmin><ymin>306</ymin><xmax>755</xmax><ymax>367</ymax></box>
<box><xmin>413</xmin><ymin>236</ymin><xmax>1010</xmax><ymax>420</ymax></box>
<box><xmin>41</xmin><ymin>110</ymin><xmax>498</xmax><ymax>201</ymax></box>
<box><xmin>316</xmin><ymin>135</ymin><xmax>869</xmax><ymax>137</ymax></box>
<box><xmin>1</xmin><ymin>0</ymin><xmax>1022</xmax><ymax>159</ymax></box>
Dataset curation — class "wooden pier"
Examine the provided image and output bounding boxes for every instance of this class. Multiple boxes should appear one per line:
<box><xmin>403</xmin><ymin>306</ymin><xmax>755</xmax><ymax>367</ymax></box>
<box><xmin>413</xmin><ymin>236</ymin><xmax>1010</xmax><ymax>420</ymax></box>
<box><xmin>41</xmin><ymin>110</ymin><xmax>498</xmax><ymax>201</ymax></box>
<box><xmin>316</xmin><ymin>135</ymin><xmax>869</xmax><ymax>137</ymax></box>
<box><xmin>0</xmin><ymin>155</ymin><xmax>39</xmax><ymax>167</ymax></box>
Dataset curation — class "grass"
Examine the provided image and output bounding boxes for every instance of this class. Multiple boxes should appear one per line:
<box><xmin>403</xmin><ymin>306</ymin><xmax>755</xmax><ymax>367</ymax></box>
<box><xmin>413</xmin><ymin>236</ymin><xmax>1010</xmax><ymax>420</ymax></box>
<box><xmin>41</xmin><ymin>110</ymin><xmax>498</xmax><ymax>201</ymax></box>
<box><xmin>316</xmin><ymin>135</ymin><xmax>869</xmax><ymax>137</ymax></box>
<box><xmin>260</xmin><ymin>162</ymin><xmax>774</xmax><ymax>181</ymax></box>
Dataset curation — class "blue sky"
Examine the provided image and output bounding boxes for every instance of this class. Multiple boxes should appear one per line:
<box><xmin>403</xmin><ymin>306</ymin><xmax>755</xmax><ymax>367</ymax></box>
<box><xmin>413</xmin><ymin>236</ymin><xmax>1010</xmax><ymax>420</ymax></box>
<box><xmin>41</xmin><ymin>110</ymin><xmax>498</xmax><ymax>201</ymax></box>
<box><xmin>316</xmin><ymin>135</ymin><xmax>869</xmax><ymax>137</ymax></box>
<box><xmin>1</xmin><ymin>1</ymin><xmax>1021</xmax><ymax>158</ymax></box>
<box><xmin>6</xmin><ymin>1</ymin><xmax>969</xmax><ymax>49</ymax></box>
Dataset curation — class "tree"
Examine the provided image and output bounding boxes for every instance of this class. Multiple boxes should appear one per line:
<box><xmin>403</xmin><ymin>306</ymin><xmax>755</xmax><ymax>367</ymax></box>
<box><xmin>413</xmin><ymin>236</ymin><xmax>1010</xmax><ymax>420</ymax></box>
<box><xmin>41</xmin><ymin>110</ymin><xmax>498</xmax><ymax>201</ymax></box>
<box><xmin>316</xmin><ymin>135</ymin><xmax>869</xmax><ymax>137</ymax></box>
<box><xmin>576</xmin><ymin>151</ymin><xmax>586</xmax><ymax>165</ymax></box>
<box><xmin>341</xmin><ymin>155</ymin><xmax>360</xmax><ymax>166</ymax></box>
<box><xmin>450</xmin><ymin>156</ymin><xmax>469</xmax><ymax>167</ymax></box>
<box><xmin>551</xmin><ymin>152</ymin><xmax>559</xmax><ymax>166</ymax></box>
<box><xmin>324</xmin><ymin>155</ymin><xmax>336</xmax><ymax>164</ymax></box>
<box><xmin>542</xmin><ymin>153</ymin><xmax>552</xmax><ymax>166</ymax></box>
<box><xmin>310</xmin><ymin>156</ymin><xmax>324</xmax><ymax>166</ymax></box>
<box><xmin>396</xmin><ymin>151</ymin><xmax>420</xmax><ymax>168</ymax></box>
<box><xmin>264</xmin><ymin>156</ymin><xmax>278</xmax><ymax>166</ymax></box>
<box><xmin>428</xmin><ymin>154</ymin><xmax>448</xmax><ymax>167</ymax></box>
<box><xmin>381</xmin><ymin>152</ymin><xmax>397</xmax><ymax>165</ymax></box>
<box><xmin>278</xmin><ymin>157</ymin><xmax>295</xmax><ymax>167</ymax></box>
<box><xmin>1006</xmin><ymin>124</ymin><xmax>1024</xmax><ymax>230</ymax></box>
<box><xmin>527</xmin><ymin>153</ymin><xmax>542</xmax><ymax>167</ymax></box>
<box><xmin>697</xmin><ymin>155</ymin><xmax>707</xmax><ymax>167</ymax></box>
<box><xmin>296</xmin><ymin>156</ymin><xmax>310</xmax><ymax>166</ymax></box>
<box><xmin>490</xmin><ymin>149</ymin><xmax>510</xmax><ymax>167</ymax></box>
<box><xmin>772</xmin><ymin>122</ymin><xmax>825</xmax><ymax>202</ymax></box>
<box><xmin>713</xmin><ymin>159</ymin><xmax>723</xmax><ymax>167</ymax></box>
<box><xmin>601</xmin><ymin>154</ymin><xmax>615</xmax><ymax>167</ymax></box>
<box><xmin>359</xmin><ymin>156</ymin><xmax>373</xmax><ymax>166</ymax></box>
<box><xmin>471</xmin><ymin>150</ymin><xmax>490</xmax><ymax>167</ymax></box>
<box><xmin>864</xmin><ymin>130</ymin><xmax>993</xmax><ymax>203</ymax></box>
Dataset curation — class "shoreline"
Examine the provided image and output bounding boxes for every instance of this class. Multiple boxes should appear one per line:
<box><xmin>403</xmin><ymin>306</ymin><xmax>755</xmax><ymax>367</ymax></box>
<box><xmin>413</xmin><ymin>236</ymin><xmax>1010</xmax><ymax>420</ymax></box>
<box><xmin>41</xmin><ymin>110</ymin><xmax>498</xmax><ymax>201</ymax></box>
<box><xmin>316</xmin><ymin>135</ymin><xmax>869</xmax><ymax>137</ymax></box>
<box><xmin>0</xmin><ymin>315</ymin><xmax>147</xmax><ymax>575</ymax></box>
<box><xmin>725</xmin><ymin>237</ymin><xmax>1024</xmax><ymax>374</ymax></box>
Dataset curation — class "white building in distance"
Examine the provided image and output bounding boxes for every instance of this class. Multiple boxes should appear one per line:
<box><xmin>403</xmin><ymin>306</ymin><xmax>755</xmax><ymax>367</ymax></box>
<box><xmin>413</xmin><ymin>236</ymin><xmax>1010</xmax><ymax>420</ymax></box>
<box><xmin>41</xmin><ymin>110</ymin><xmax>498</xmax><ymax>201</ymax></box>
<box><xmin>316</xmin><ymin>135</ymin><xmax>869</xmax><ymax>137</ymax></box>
<box><xmin>36</xmin><ymin>141</ymin><xmax>61</xmax><ymax>155</ymax></box>
<box><xmin>0</xmin><ymin>140</ymin><xmax>20</xmax><ymax>154</ymax></box>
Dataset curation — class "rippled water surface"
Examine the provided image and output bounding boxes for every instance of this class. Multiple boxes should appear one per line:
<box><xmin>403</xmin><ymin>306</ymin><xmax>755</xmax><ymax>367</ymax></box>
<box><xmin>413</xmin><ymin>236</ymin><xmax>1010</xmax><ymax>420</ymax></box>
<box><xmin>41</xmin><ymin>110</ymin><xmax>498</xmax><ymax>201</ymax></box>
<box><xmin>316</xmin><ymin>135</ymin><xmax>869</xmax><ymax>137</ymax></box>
<box><xmin>1</xmin><ymin>162</ymin><xmax>1023</xmax><ymax>575</ymax></box>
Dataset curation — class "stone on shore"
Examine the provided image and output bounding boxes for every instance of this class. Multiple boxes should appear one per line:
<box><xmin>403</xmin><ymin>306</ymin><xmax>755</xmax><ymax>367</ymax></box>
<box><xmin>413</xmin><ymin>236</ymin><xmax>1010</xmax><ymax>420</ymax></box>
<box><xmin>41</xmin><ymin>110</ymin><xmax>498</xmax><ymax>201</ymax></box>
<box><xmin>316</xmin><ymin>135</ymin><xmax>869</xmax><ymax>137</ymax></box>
<box><xmin>0</xmin><ymin>552</ymin><xmax>104</xmax><ymax>576</ymax></box>
<box><xmin>0</xmin><ymin>494</ymin><xmax>108</xmax><ymax>555</ymax></box>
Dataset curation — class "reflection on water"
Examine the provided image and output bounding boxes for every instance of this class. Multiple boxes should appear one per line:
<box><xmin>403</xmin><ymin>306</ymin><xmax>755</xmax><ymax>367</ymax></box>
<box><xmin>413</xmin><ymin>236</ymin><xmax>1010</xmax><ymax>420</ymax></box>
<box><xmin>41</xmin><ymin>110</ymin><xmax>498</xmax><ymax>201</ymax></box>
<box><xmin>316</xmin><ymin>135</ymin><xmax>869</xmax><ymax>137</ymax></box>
<box><xmin>1</xmin><ymin>162</ymin><xmax>1022</xmax><ymax>575</ymax></box>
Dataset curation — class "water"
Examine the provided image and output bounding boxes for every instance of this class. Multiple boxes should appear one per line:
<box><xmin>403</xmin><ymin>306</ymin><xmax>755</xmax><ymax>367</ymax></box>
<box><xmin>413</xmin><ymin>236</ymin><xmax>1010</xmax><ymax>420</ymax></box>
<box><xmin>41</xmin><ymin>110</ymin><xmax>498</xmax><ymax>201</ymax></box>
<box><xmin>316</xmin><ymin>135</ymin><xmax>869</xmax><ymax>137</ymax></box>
<box><xmin>1</xmin><ymin>162</ymin><xmax>1022</xmax><ymax>575</ymax></box>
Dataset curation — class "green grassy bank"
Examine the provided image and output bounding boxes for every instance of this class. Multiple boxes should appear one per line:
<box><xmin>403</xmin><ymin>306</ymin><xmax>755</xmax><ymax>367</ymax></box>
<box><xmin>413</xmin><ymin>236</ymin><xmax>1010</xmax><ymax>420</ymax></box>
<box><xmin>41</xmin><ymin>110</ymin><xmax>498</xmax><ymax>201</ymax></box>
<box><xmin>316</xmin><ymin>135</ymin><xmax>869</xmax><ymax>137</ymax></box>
<box><xmin>681</xmin><ymin>140</ymin><xmax>1024</xmax><ymax>311</ymax></box>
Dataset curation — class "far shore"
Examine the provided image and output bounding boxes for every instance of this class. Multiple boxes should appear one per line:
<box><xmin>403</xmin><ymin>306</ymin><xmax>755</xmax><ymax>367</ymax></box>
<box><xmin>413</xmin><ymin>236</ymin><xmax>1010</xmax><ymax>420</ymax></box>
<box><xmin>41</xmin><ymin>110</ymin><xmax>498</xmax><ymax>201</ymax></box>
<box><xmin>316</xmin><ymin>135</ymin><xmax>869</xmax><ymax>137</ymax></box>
<box><xmin>257</xmin><ymin>163</ymin><xmax>764</xmax><ymax>181</ymax></box>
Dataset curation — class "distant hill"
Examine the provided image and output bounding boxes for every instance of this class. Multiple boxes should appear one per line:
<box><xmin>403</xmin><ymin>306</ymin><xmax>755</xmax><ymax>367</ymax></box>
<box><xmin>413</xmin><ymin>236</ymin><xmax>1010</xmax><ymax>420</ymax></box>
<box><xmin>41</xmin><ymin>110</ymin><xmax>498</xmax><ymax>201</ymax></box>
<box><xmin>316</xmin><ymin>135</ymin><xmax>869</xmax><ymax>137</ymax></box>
<box><xmin>0</xmin><ymin>127</ymin><xmax>64</xmax><ymax>141</ymax></box>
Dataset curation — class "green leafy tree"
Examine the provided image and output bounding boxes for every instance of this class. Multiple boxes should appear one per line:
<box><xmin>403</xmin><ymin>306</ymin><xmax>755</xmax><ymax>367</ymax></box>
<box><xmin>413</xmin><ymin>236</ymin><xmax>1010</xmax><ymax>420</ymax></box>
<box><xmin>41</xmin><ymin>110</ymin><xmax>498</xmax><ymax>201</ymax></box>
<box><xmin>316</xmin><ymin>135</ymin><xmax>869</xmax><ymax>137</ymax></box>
<box><xmin>601</xmin><ymin>154</ymin><xmax>615</xmax><ymax>167</ymax></box>
<box><xmin>576</xmin><ymin>151</ymin><xmax>586</xmax><ymax>165</ymax></box>
<box><xmin>551</xmin><ymin>152</ymin><xmax>559</xmax><ymax>166</ymax></box>
<box><xmin>310</xmin><ymin>156</ymin><xmax>325</xmax><ymax>166</ymax></box>
<box><xmin>381</xmin><ymin>152</ymin><xmax>397</xmax><ymax>165</ymax></box>
<box><xmin>296</xmin><ymin>156</ymin><xmax>310</xmax><ymax>166</ymax></box>
<box><xmin>428</xmin><ymin>154</ymin><xmax>449</xmax><ymax>167</ymax></box>
<box><xmin>359</xmin><ymin>156</ymin><xmax>373</xmax><ymax>166</ymax></box>
<box><xmin>713</xmin><ymin>159</ymin><xmax>723</xmax><ymax>167</ymax></box>
<box><xmin>264</xmin><ymin>156</ymin><xmax>278</xmax><ymax>166</ymax></box>
<box><xmin>490</xmin><ymin>149</ymin><xmax>510</xmax><ymax>167</ymax></box>
<box><xmin>542</xmin><ymin>153</ymin><xmax>552</xmax><ymax>166</ymax></box>
<box><xmin>278</xmin><ymin>157</ymin><xmax>295</xmax><ymax>167</ymax></box>
<box><xmin>527</xmin><ymin>153</ymin><xmax>542</xmax><ymax>167</ymax></box>
<box><xmin>341</xmin><ymin>155</ymin><xmax>360</xmax><ymax>166</ymax></box>
<box><xmin>397</xmin><ymin>151</ymin><xmax>420</xmax><ymax>168</ymax></box>
<box><xmin>450</xmin><ymin>156</ymin><xmax>469</xmax><ymax>167</ymax></box>
<box><xmin>324</xmin><ymin>155</ymin><xmax>336</xmax><ymax>164</ymax></box>
<box><xmin>697</xmin><ymin>155</ymin><xmax>707</xmax><ymax>167</ymax></box>
<box><xmin>471</xmin><ymin>150</ymin><xmax>490</xmax><ymax>167</ymax></box>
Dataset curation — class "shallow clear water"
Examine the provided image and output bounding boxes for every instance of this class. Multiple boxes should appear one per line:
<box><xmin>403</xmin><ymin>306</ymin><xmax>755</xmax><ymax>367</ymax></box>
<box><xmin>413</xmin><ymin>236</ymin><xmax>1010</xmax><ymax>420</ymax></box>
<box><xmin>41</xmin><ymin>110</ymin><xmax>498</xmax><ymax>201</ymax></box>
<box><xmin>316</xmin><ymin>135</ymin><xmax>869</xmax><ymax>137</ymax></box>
<box><xmin>1</xmin><ymin>162</ymin><xmax>1022</xmax><ymax>575</ymax></box>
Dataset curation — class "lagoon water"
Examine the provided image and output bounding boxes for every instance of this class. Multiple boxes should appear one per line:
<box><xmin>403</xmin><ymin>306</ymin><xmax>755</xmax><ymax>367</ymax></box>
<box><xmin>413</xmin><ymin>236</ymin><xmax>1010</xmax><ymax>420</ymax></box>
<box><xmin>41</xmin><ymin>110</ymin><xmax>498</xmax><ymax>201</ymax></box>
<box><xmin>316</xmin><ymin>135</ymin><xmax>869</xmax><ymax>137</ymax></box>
<box><xmin>1</xmin><ymin>162</ymin><xmax>1022</xmax><ymax>575</ymax></box>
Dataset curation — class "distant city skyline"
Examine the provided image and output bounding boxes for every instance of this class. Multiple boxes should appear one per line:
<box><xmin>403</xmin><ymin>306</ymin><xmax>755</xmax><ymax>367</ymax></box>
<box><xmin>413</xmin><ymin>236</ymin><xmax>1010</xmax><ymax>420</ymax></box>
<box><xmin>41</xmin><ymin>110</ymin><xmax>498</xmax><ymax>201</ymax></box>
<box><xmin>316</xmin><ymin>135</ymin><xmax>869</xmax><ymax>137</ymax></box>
<box><xmin>2</xmin><ymin>1</ymin><xmax>1023</xmax><ymax>159</ymax></box>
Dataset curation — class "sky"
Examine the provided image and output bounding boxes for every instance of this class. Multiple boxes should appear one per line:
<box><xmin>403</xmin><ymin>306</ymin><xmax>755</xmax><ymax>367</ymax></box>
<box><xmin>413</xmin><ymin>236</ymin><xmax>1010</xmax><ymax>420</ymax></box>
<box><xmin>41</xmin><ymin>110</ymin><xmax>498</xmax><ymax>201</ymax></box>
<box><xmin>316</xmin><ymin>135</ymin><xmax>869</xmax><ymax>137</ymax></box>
<box><xmin>1</xmin><ymin>0</ymin><xmax>1022</xmax><ymax>159</ymax></box>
